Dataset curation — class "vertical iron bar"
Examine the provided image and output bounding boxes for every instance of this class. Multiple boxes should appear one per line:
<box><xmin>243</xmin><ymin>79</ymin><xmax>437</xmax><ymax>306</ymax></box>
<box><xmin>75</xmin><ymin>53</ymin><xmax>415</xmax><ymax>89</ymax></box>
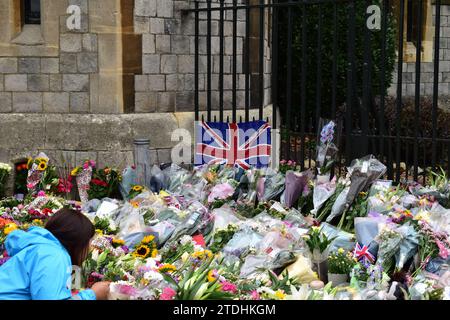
<box><xmin>272</xmin><ymin>0</ymin><xmax>279</xmax><ymax>130</ymax></box>
<box><xmin>232</xmin><ymin>0</ymin><xmax>237</xmax><ymax>122</ymax></box>
<box><xmin>315</xmin><ymin>4</ymin><xmax>323</xmax><ymax>127</ymax></box>
<box><xmin>300</xmin><ymin>3</ymin><xmax>307</xmax><ymax>171</ymax></box>
<box><xmin>361</xmin><ymin>0</ymin><xmax>371</xmax><ymax>156</ymax></box>
<box><xmin>380</xmin><ymin>0</ymin><xmax>390</xmax><ymax>178</ymax></box>
<box><xmin>207</xmin><ymin>0</ymin><xmax>212</xmax><ymax>121</ymax></box>
<box><xmin>245</xmin><ymin>0</ymin><xmax>251</xmax><ymax>122</ymax></box>
<box><xmin>396</xmin><ymin>0</ymin><xmax>405</xmax><ymax>182</ymax></box>
<box><xmin>432</xmin><ymin>0</ymin><xmax>441</xmax><ymax>169</ymax></box>
<box><xmin>346</xmin><ymin>0</ymin><xmax>356</xmax><ymax>165</ymax></box>
<box><xmin>331</xmin><ymin>2</ymin><xmax>338</xmax><ymax>118</ymax></box>
<box><xmin>219</xmin><ymin>0</ymin><xmax>225</xmax><ymax>122</ymax></box>
<box><xmin>195</xmin><ymin>1</ymin><xmax>199</xmax><ymax>122</ymax></box>
<box><xmin>285</xmin><ymin>1</ymin><xmax>293</xmax><ymax>161</ymax></box>
<box><xmin>413</xmin><ymin>0</ymin><xmax>423</xmax><ymax>180</ymax></box>
<box><xmin>259</xmin><ymin>0</ymin><xmax>265</xmax><ymax>120</ymax></box>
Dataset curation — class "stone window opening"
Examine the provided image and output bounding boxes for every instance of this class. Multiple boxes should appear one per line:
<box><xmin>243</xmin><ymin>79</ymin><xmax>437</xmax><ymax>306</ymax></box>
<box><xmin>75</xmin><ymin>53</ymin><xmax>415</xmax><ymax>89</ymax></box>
<box><xmin>24</xmin><ymin>0</ymin><xmax>41</xmax><ymax>25</ymax></box>
<box><xmin>11</xmin><ymin>0</ymin><xmax>44</xmax><ymax>46</ymax></box>
<box><xmin>12</xmin><ymin>159</ymin><xmax>29</xmax><ymax>199</ymax></box>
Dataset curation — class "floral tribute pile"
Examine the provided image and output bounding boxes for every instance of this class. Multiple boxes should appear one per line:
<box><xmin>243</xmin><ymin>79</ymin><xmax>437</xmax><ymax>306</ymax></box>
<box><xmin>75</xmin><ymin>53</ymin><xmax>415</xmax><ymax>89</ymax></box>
<box><xmin>1</xmin><ymin>146</ymin><xmax>450</xmax><ymax>300</ymax></box>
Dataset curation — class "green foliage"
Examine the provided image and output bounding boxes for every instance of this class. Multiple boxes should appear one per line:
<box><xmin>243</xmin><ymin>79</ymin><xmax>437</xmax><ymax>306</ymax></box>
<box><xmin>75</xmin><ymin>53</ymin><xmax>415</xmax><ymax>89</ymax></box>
<box><xmin>277</xmin><ymin>0</ymin><xmax>397</xmax><ymax>122</ymax></box>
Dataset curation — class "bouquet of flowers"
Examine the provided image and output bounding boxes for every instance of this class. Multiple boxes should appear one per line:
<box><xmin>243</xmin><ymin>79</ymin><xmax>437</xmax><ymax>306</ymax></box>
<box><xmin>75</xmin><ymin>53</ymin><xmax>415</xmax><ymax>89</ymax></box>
<box><xmin>279</xmin><ymin>160</ymin><xmax>298</xmax><ymax>174</ymax></box>
<box><xmin>26</xmin><ymin>153</ymin><xmax>59</xmax><ymax>194</ymax></box>
<box><xmin>72</xmin><ymin>160</ymin><xmax>95</xmax><ymax>203</ymax></box>
<box><xmin>316</xmin><ymin>119</ymin><xmax>339</xmax><ymax>176</ymax></box>
<box><xmin>328</xmin><ymin>248</ymin><xmax>356</xmax><ymax>275</ymax></box>
<box><xmin>282</xmin><ymin>170</ymin><xmax>313</xmax><ymax>209</ymax></box>
<box><xmin>0</xmin><ymin>163</ymin><xmax>12</xmax><ymax>198</ymax></box>
<box><xmin>87</xmin><ymin>167</ymin><xmax>121</xmax><ymax>200</ymax></box>
<box><xmin>375</xmin><ymin>226</ymin><xmax>403</xmax><ymax>273</ymax></box>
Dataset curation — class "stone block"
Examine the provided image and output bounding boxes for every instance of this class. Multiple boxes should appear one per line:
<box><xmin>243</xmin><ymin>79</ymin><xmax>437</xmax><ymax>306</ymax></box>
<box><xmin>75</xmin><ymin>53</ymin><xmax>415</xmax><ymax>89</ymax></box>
<box><xmin>82</xmin><ymin>34</ymin><xmax>98</xmax><ymax>52</ymax></box>
<box><xmin>60</xmin><ymin>54</ymin><xmax>78</xmax><ymax>73</ymax></box>
<box><xmin>0</xmin><ymin>75</ymin><xmax>3</xmax><ymax>91</ymax></box>
<box><xmin>63</xmin><ymin>74</ymin><xmax>89</xmax><ymax>92</ymax></box>
<box><xmin>0</xmin><ymin>93</ymin><xmax>12</xmax><ymax>113</ymax></box>
<box><xmin>156</xmin><ymin>0</ymin><xmax>173</xmax><ymax>18</ymax></box>
<box><xmin>18</xmin><ymin>58</ymin><xmax>40</xmax><ymax>73</ymax></box>
<box><xmin>75</xmin><ymin>152</ymin><xmax>98</xmax><ymax>164</ymax></box>
<box><xmin>135</xmin><ymin>93</ymin><xmax>157</xmax><ymax>113</ymax></box>
<box><xmin>43</xmin><ymin>92</ymin><xmax>70</xmax><ymax>113</ymax></box>
<box><xmin>161</xmin><ymin>55</ymin><xmax>177</xmax><ymax>74</ymax></box>
<box><xmin>70</xmin><ymin>92</ymin><xmax>90</xmax><ymax>113</ymax></box>
<box><xmin>157</xmin><ymin>148</ymin><xmax>172</xmax><ymax>164</ymax></box>
<box><xmin>49</xmin><ymin>75</ymin><xmax>63</xmax><ymax>92</ymax></box>
<box><xmin>166</xmin><ymin>74</ymin><xmax>183</xmax><ymax>91</ymax></box>
<box><xmin>0</xmin><ymin>58</ymin><xmax>18</xmax><ymax>73</ymax></box>
<box><xmin>135</xmin><ymin>0</ymin><xmax>157</xmax><ymax>17</ymax></box>
<box><xmin>164</xmin><ymin>18</ymin><xmax>180</xmax><ymax>35</ymax></box>
<box><xmin>5</xmin><ymin>75</ymin><xmax>27</xmax><ymax>92</ymax></box>
<box><xmin>157</xmin><ymin>92</ymin><xmax>175</xmax><ymax>112</ymax></box>
<box><xmin>97</xmin><ymin>151</ymin><xmax>134</xmax><ymax>169</ymax></box>
<box><xmin>171</xmin><ymin>35</ymin><xmax>190</xmax><ymax>54</ymax></box>
<box><xmin>60</xmin><ymin>34</ymin><xmax>82</xmax><ymax>53</ymax></box>
<box><xmin>77</xmin><ymin>52</ymin><xmax>98</xmax><ymax>73</ymax></box>
<box><xmin>28</xmin><ymin>75</ymin><xmax>50</xmax><ymax>91</ymax></box>
<box><xmin>175</xmin><ymin>92</ymin><xmax>195</xmax><ymax>111</ymax></box>
<box><xmin>155</xmin><ymin>35</ymin><xmax>171</xmax><ymax>53</ymax></box>
<box><xmin>143</xmin><ymin>34</ymin><xmax>156</xmax><ymax>54</ymax></box>
<box><xmin>134</xmin><ymin>16</ymin><xmax>150</xmax><ymax>34</ymax></box>
<box><xmin>177</xmin><ymin>55</ymin><xmax>195</xmax><ymax>73</ymax></box>
<box><xmin>135</xmin><ymin>75</ymin><xmax>149</xmax><ymax>92</ymax></box>
<box><xmin>41</xmin><ymin>58</ymin><xmax>60</xmax><ymax>74</ymax></box>
<box><xmin>12</xmin><ymin>93</ymin><xmax>43</xmax><ymax>113</ymax></box>
<box><xmin>150</xmin><ymin>18</ymin><xmax>165</xmax><ymax>34</ymax></box>
<box><xmin>143</xmin><ymin>54</ymin><xmax>161</xmax><ymax>74</ymax></box>
<box><xmin>0</xmin><ymin>114</ymin><xmax>46</xmax><ymax>150</ymax></box>
<box><xmin>148</xmin><ymin>75</ymin><xmax>166</xmax><ymax>91</ymax></box>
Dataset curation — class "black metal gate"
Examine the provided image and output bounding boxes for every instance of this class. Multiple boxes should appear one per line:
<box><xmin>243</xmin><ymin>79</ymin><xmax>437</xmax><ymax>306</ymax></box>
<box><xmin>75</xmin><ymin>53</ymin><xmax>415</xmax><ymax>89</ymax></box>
<box><xmin>186</xmin><ymin>0</ymin><xmax>450</xmax><ymax>183</ymax></box>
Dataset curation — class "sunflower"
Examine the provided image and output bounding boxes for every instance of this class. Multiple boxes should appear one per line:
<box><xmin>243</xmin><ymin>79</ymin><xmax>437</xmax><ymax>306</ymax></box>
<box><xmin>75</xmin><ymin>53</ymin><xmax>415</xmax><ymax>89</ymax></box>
<box><xmin>27</xmin><ymin>157</ymin><xmax>33</xmax><ymax>169</ymax></box>
<box><xmin>32</xmin><ymin>219</ymin><xmax>44</xmax><ymax>226</ymax></box>
<box><xmin>132</xmin><ymin>185</ymin><xmax>144</xmax><ymax>192</ymax></box>
<box><xmin>37</xmin><ymin>161</ymin><xmax>47</xmax><ymax>171</ymax></box>
<box><xmin>192</xmin><ymin>250</ymin><xmax>213</xmax><ymax>260</ymax></box>
<box><xmin>141</xmin><ymin>235</ymin><xmax>155</xmax><ymax>244</ymax></box>
<box><xmin>151</xmin><ymin>248</ymin><xmax>158</xmax><ymax>258</ymax></box>
<box><xmin>133</xmin><ymin>245</ymin><xmax>151</xmax><ymax>258</ymax></box>
<box><xmin>158</xmin><ymin>264</ymin><xmax>177</xmax><ymax>273</ymax></box>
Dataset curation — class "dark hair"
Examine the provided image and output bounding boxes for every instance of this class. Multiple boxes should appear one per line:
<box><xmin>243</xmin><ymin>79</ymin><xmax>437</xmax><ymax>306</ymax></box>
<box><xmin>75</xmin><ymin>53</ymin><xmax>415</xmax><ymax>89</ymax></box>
<box><xmin>45</xmin><ymin>208</ymin><xmax>95</xmax><ymax>266</ymax></box>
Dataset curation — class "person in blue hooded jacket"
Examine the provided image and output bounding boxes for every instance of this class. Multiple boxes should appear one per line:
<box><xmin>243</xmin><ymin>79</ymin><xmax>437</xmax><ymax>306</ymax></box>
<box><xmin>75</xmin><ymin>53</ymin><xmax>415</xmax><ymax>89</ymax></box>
<box><xmin>0</xmin><ymin>208</ymin><xmax>110</xmax><ymax>300</ymax></box>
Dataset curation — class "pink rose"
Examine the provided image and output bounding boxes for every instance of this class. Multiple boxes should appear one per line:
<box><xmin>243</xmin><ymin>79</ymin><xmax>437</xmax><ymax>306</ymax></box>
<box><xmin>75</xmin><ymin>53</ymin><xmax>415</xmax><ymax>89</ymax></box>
<box><xmin>160</xmin><ymin>287</ymin><xmax>177</xmax><ymax>300</ymax></box>
<box><xmin>280</xmin><ymin>160</ymin><xmax>287</xmax><ymax>165</ymax></box>
<box><xmin>220</xmin><ymin>281</ymin><xmax>237</xmax><ymax>294</ymax></box>
<box><xmin>26</xmin><ymin>183</ymin><xmax>34</xmax><ymax>189</ymax></box>
<box><xmin>118</xmin><ymin>284</ymin><xmax>138</xmax><ymax>296</ymax></box>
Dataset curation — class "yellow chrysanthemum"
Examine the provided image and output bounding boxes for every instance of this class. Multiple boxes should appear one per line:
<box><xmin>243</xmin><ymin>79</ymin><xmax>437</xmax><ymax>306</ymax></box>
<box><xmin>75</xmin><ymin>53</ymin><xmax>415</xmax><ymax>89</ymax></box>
<box><xmin>95</xmin><ymin>229</ymin><xmax>103</xmax><ymax>235</ymax></box>
<box><xmin>158</xmin><ymin>264</ymin><xmax>177</xmax><ymax>273</ymax></box>
<box><xmin>275</xmin><ymin>290</ymin><xmax>286</xmax><ymax>300</ymax></box>
<box><xmin>133</xmin><ymin>245</ymin><xmax>151</xmax><ymax>258</ymax></box>
<box><xmin>141</xmin><ymin>235</ymin><xmax>155</xmax><ymax>244</ymax></box>
<box><xmin>338</xmin><ymin>248</ymin><xmax>345</xmax><ymax>254</ymax></box>
<box><xmin>4</xmin><ymin>223</ymin><xmax>18</xmax><ymax>235</ymax></box>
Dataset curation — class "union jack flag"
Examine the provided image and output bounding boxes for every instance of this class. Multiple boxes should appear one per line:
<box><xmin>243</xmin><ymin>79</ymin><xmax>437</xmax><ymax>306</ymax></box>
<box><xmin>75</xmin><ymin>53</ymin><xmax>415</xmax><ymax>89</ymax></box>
<box><xmin>195</xmin><ymin>120</ymin><xmax>272</xmax><ymax>170</ymax></box>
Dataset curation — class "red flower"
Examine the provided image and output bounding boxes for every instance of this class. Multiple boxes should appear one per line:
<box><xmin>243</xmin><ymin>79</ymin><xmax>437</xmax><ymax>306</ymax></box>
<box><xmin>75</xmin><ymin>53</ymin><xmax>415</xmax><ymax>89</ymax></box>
<box><xmin>91</xmin><ymin>179</ymin><xmax>108</xmax><ymax>187</ymax></box>
<box><xmin>42</xmin><ymin>208</ymin><xmax>53</xmax><ymax>216</ymax></box>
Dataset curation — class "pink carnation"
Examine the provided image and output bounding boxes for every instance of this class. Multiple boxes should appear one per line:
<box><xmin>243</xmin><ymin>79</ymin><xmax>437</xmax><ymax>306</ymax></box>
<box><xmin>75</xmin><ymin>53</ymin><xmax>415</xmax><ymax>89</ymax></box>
<box><xmin>251</xmin><ymin>290</ymin><xmax>260</xmax><ymax>300</ymax></box>
<box><xmin>37</xmin><ymin>191</ymin><xmax>46</xmax><ymax>197</ymax></box>
<box><xmin>436</xmin><ymin>240</ymin><xmax>449</xmax><ymax>259</ymax></box>
<box><xmin>208</xmin><ymin>183</ymin><xmax>235</xmax><ymax>203</ymax></box>
<box><xmin>118</xmin><ymin>284</ymin><xmax>138</xmax><ymax>296</ymax></box>
<box><xmin>220</xmin><ymin>281</ymin><xmax>237</xmax><ymax>294</ymax></box>
<box><xmin>160</xmin><ymin>287</ymin><xmax>177</xmax><ymax>300</ymax></box>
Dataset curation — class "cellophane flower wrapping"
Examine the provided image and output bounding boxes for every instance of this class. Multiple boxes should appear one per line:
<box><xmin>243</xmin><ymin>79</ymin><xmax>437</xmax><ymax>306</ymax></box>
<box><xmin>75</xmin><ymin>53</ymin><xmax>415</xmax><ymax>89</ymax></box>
<box><xmin>162</xmin><ymin>164</ymin><xmax>191</xmax><ymax>193</ymax></box>
<box><xmin>316</xmin><ymin>119</ymin><xmax>339</xmax><ymax>175</ymax></box>
<box><xmin>312</xmin><ymin>176</ymin><xmax>337</xmax><ymax>216</ymax></box>
<box><xmin>395</xmin><ymin>222</ymin><xmax>420</xmax><ymax>269</ymax></box>
<box><xmin>258</xmin><ymin>168</ymin><xmax>285</xmax><ymax>202</ymax></box>
<box><xmin>26</xmin><ymin>152</ymin><xmax>49</xmax><ymax>194</ymax></box>
<box><xmin>76</xmin><ymin>166</ymin><xmax>93</xmax><ymax>203</ymax></box>
<box><xmin>120</xmin><ymin>166</ymin><xmax>137</xmax><ymax>199</ymax></box>
<box><xmin>282</xmin><ymin>170</ymin><xmax>313</xmax><ymax>208</ymax></box>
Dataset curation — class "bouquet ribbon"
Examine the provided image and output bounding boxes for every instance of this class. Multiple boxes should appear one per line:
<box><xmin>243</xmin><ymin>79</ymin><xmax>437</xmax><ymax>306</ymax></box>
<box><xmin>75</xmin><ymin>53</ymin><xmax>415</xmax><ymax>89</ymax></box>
<box><xmin>353</xmin><ymin>243</ymin><xmax>375</xmax><ymax>265</ymax></box>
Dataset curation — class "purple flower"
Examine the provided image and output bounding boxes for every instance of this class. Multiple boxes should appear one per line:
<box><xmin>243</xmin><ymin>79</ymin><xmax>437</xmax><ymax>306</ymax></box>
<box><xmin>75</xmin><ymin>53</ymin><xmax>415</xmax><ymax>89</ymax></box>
<box><xmin>121</xmin><ymin>245</ymin><xmax>130</xmax><ymax>254</ymax></box>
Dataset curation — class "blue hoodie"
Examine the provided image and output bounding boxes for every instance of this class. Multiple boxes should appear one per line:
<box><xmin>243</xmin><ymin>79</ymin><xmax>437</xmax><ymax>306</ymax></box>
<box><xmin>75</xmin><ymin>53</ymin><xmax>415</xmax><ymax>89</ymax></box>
<box><xmin>0</xmin><ymin>227</ymin><xmax>96</xmax><ymax>300</ymax></box>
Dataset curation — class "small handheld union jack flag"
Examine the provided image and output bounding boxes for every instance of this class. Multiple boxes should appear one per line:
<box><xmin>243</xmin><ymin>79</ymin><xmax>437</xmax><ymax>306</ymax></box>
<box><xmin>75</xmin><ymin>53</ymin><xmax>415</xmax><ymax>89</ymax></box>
<box><xmin>195</xmin><ymin>120</ymin><xmax>272</xmax><ymax>170</ymax></box>
<box><xmin>353</xmin><ymin>242</ymin><xmax>375</xmax><ymax>265</ymax></box>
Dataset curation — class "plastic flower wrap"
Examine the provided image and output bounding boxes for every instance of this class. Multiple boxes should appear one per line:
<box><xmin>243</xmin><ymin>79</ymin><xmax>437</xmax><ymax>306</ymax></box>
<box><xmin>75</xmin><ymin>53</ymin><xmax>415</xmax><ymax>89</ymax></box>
<box><xmin>282</xmin><ymin>170</ymin><xmax>313</xmax><ymax>208</ymax></box>
<box><xmin>257</xmin><ymin>168</ymin><xmax>285</xmax><ymax>202</ymax></box>
<box><xmin>120</xmin><ymin>166</ymin><xmax>137</xmax><ymax>199</ymax></box>
<box><xmin>74</xmin><ymin>160</ymin><xmax>95</xmax><ymax>203</ymax></box>
<box><xmin>375</xmin><ymin>225</ymin><xmax>403</xmax><ymax>272</ymax></box>
<box><xmin>26</xmin><ymin>153</ymin><xmax>52</xmax><ymax>194</ymax></box>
